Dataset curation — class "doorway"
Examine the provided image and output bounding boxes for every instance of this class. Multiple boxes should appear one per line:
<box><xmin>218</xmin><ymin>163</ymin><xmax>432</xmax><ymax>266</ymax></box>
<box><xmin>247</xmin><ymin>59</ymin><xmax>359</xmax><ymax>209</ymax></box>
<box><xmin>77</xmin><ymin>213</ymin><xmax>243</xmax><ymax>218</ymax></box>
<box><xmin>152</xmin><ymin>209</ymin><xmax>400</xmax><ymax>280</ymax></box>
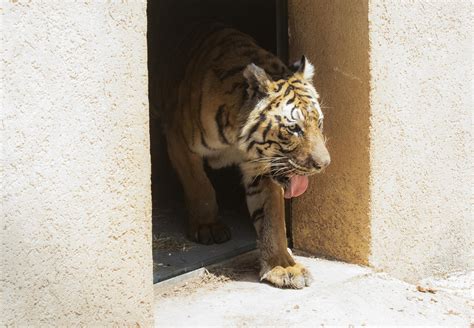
<box><xmin>147</xmin><ymin>0</ymin><xmax>288</xmax><ymax>283</ymax></box>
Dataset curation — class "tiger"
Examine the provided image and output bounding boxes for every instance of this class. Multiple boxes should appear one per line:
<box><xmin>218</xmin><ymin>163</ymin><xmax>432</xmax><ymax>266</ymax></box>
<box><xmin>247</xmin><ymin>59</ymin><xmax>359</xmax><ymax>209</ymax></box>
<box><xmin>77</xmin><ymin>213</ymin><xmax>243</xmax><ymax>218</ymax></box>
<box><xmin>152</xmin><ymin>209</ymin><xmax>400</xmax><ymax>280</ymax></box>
<box><xmin>150</xmin><ymin>22</ymin><xmax>330</xmax><ymax>289</ymax></box>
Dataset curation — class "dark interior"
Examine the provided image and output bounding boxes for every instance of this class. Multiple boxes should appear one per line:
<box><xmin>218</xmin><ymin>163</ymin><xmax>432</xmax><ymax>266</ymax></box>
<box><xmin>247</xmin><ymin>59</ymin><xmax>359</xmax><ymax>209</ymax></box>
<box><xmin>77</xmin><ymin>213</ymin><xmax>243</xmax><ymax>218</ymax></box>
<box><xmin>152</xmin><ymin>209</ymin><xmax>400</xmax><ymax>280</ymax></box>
<box><xmin>148</xmin><ymin>0</ymin><xmax>287</xmax><ymax>283</ymax></box>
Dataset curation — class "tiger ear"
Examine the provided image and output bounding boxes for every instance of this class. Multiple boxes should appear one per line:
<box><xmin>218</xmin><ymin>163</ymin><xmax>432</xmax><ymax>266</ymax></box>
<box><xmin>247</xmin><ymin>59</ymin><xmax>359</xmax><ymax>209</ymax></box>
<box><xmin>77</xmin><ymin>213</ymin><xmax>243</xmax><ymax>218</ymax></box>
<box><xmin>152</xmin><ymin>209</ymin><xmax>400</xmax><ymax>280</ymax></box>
<box><xmin>292</xmin><ymin>55</ymin><xmax>314</xmax><ymax>81</ymax></box>
<box><xmin>243</xmin><ymin>63</ymin><xmax>272</xmax><ymax>95</ymax></box>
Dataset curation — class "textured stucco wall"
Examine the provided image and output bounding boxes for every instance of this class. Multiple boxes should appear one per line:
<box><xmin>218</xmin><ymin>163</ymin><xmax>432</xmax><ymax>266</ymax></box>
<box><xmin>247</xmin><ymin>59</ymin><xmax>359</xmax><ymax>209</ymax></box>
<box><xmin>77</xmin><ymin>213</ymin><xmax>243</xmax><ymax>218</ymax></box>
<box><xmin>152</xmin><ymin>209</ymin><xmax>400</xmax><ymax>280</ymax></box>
<box><xmin>289</xmin><ymin>0</ymin><xmax>371</xmax><ymax>264</ymax></box>
<box><xmin>1</xmin><ymin>2</ymin><xmax>153</xmax><ymax>326</ymax></box>
<box><xmin>290</xmin><ymin>0</ymin><xmax>472</xmax><ymax>282</ymax></box>
<box><xmin>368</xmin><ymin>0</ymin><xmax>473</xmax><ymax>282</ymax></box>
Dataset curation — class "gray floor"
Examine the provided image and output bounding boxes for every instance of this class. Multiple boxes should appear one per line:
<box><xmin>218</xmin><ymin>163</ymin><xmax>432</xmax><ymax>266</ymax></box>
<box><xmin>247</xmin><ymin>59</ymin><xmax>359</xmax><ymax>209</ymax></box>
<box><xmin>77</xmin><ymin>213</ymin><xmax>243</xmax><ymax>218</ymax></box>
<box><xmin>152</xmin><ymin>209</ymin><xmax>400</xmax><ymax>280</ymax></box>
<box><xmin>152</xmin><ymin>207</ymin><xmax>256</xmax><ymax>283</ymax></box>
<box><xmin>154</xmin><ymin>252</ymin><xmax>473</xmax><ymax>327</ymax></box>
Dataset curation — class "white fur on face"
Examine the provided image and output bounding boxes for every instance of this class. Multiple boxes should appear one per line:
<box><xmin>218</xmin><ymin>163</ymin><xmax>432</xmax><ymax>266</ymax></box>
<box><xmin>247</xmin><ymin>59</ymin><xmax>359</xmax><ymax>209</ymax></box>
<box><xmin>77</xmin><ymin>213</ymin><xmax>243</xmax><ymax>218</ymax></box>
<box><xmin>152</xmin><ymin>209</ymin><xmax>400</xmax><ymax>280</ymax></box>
<box><xmin>282</xmin><ymin>103</ymin><xmax>304</xmax><ymax>123</ymax></box>
<box><xmin>305</xmin><ymin>84</ymin><xmax>324</xmax><ymax>126</ymax></box>
<box><xmin>314</xmin><ymin>101</ymin><xmax>324</xmax><ymax>122</ymax></box>
<box><xmin>302</xmin><ymin>58</ymin><xmax>315</xmax><ymax>80</ymax></box>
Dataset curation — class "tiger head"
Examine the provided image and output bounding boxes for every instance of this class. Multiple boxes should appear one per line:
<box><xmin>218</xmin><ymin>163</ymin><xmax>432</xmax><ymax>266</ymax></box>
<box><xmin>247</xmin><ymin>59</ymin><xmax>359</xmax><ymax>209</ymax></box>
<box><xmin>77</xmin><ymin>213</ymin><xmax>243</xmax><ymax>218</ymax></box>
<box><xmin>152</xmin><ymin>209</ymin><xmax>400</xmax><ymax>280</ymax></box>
<box><xmin>239</xmin><ymin>56</ymin><xmax>330</xmax><ymax>198</ymax></box>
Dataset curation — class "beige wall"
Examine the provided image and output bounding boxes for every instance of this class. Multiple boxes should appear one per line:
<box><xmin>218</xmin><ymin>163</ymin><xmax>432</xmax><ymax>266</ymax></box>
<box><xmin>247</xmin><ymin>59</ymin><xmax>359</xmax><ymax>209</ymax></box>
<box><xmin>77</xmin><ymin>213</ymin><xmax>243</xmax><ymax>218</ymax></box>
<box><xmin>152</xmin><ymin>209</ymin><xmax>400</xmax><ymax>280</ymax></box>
<box><xmin>368</xmin><ymin>0</ymin><xmax>473</xmax><ymax>282</ymax></box>
<box><xmin>290</xmin><ymin>0</ymin><xmax>473</xmax><ymax>282</ymax></box>
<box><xmin>1</xmin><ymin>2</ymin><xmax>153</xmax><ymax>326</ymax></box>
<box><xmin>289</xmin><ymin>0</ymin><xmax>371</xmax><ymax>265</ymax></box>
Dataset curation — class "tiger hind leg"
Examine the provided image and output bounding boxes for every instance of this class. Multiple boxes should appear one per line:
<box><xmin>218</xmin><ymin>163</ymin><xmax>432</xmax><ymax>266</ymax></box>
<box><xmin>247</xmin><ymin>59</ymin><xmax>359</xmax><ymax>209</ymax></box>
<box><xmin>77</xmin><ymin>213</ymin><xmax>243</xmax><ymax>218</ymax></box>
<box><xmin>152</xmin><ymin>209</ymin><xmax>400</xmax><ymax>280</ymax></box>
<box><xmin>166</xmin><ymin>132</ymin><xmax>231</xmax><ymax>245</ymax></box>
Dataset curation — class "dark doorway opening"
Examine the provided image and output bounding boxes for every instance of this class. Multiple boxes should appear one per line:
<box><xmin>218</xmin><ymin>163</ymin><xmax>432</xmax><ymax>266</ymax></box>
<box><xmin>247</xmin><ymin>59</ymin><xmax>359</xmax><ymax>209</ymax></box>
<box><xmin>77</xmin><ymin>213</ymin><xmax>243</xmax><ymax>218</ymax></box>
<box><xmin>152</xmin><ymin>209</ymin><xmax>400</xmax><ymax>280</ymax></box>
<box><xmin>147</xmin><ymin>0</ymin><xmax>288</xmax><ymax>283</ymax></box>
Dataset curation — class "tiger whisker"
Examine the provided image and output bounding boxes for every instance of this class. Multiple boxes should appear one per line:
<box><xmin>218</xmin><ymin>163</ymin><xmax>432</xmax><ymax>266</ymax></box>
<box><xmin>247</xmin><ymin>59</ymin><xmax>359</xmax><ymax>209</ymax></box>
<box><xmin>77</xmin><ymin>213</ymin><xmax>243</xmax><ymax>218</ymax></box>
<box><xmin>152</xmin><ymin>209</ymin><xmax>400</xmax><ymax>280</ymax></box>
<box><xmin>323</xmin><ymin>135</ymin><xmax>329</xmax><ymax>145</ymax></box>
<box><xmin>272</xmin><ymin>167</ymin><xmax>294</xmax><ymax>177</ymax></box>
<box><xmin>248</xmin><ymin>156</ymin><xmax>287</xmax><ymax>164</ymax></box>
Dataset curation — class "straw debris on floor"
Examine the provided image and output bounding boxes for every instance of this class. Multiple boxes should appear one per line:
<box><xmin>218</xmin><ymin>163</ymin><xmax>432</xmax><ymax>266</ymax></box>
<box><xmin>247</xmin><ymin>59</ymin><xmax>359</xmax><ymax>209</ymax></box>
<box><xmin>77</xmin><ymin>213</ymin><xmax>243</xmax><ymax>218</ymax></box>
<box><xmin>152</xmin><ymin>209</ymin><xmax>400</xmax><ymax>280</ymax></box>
<box><xmin>156</xmin><ymin>269</ymin><xmax>231</xmax><ymax>298</ymax></box>
<box><xmin>152</xmin><ymin>233</ymin><xmax>195</xmax><ymax>252</ymax></box>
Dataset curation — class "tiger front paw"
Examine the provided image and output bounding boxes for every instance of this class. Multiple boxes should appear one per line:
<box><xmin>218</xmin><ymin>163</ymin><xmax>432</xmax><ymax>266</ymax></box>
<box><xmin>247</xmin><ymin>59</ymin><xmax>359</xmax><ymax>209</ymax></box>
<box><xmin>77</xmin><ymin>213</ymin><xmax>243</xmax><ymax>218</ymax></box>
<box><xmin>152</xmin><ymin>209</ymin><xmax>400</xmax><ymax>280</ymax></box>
<box><xmin>260</xmin><ymin>263</ymin><xmax>313</xmax><ymax>289</ymax></box>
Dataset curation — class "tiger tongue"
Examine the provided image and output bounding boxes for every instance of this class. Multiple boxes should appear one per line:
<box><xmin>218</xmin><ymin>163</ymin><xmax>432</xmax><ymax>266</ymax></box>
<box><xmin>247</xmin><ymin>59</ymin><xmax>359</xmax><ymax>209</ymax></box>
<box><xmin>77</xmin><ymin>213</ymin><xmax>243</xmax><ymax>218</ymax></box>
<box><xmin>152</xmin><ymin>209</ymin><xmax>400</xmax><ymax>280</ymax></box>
<box><xmin>284</xmin><ymin>175</ymin><xmax>309</xmax><ymax>199</ymax></box>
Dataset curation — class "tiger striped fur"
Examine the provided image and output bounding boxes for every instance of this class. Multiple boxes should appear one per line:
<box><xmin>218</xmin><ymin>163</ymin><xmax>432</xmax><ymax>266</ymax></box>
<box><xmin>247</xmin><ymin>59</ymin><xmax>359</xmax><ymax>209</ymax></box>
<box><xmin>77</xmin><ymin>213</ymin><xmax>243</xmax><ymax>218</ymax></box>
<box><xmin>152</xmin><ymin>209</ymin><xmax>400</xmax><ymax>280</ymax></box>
<box><xmin>150</xmin><ymin>22</ymin><xmax>330</xmax><ymax>289</ymax></box>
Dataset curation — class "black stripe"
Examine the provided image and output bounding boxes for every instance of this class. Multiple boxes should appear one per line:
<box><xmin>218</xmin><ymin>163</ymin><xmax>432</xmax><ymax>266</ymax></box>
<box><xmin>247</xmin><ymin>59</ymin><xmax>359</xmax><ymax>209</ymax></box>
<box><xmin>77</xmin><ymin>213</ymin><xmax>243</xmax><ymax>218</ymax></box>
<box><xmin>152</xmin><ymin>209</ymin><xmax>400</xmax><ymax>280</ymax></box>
<box><xmin>225</xmin><ymin>82</ymin><xmax>245</xmax><ymax>94</ymax></box>
<box><xmin>245</xmin><ymin>120</ymin><xmax>263</xmax><ymax>142</ymax></box>
<box><xmin>212</xmin><ymin>32</ymin><xmax>254</xmax><ymax>59</ymax></box>
<box><xmin>249</xmin><ymin>56</ymin><xmax>264</xmax><ymax>66</ymax></box>
<box><xmin>251</xmin><ymin>208</ymin><xmax>264</xmax><ymax>222</ymax></box>
<box><xmin>179</xmin><ymin>129</ymin><xmax>198</xmax><ymax>155</ymax></box>
<box><xmin>274</xmin><ymin>82</ymin><xmax>285</xmax><ymax>93</ymax></box>
<box><xmin>274</xmin><ymin>176</ymin><xmax>290</xmax><ymax>187</ymax></box>
<box><xmin>280</xmin><ymin>146</ymin><xmax>297</xmax><ymax>154</ymax></box>
<box><xmin>216</xmin><ymin>36</ymin><xmax>255</xmax><ymax>49</ymax></box>
<box><xmin>217</xmin><ymin>32</ymin><xmax>253</xmax><ymax>43</ymax></box>
<box><xmin>215</xmin><ymin>105</ymin><xmax>230</xmax><ymax>145</ymax></box>
<box><xmin>247</xmin><ymin>139</ymin><xmax>289</xmax><ymax>153</ymax></box>
<box><xmin>262</xmin><ymin>121</ymin><xmax>272</xmax><ymax>140</ymax></box>
<box><xmin>284</xmin><ymin>85</ymin><xmax>293</xmax><ymax>97</ymax></box>
<box><xmin>246</xmin><ymin>188</ymin><xmax>262</xmax><ymax>196</ymax></box>
<box><xmin>261</xmin><ymin>97</ymin><xmax>283</xmax><ymax>114</ymax></box>
<box><xmin>293</xmin><ymin>86</ymin><xmax>306</xmax><ymax>94</ymax></box>
<box><xmin>298</xmin><ymin>93</ymin><xmax>314</xmax><ymax>99</ymax></box>
<box><xmin>277</xmin><ymin>131</ymin><xmax>287</xmax><ymax>140</ymax></box>
<box><xmin>246</xmin><ymin>141</ymin><xmax>256</xmax><ymax>151</ymax></box>
<box><xmin>200</xmin><ymin>130</ymin><xmax>216</xmax><ymax>150</ymax></box>
<box><xmin>190</xmin><ymin>124</ymin><xmax>196</xmax><ymax>148</ymax></box>
<box><xmin>271</xmin><ymin>62</ymin><xmax>281</xmax><ymax>71</ymax></box>
<box><xmin>286</xmin><ymin>95</ymin><xmax>296</xmax><ymax>105</ymax></box>
<box><xmin>290</xmin><ymin>107</ymin><xmax>298</xmax><ymax>120</ymax></box>
<box><xmin>214</xmin><ymin>42</ymin><xmax>256</xmax><ymax>62</ymax></box>
<box><xmin>250</xmin><ymin>134</ymin><xmax>294</xmax><ymax>152</ymax></box>
<box><xmin>213</xmin><ymin>50</ymin><xmax>228</xmax><ymax>62</ymax></box>
<box><xmin>240</xmin><ymin>49</ymin><xmax>259</xmax><ymax>57</ymax></box>
<box><xmin>217</xmin><ymin>65</ymin><xmax>246</xmax><ymax>80</ymax></box>
<box><xmin>247</xmin><ymin>176</ymin><xmax>262</xmax><ymax>189</ymax></box>
<box><xmin>196</xmin><ymin>84</ymin><xmax>205</xmax><ymax>135</ymax></box>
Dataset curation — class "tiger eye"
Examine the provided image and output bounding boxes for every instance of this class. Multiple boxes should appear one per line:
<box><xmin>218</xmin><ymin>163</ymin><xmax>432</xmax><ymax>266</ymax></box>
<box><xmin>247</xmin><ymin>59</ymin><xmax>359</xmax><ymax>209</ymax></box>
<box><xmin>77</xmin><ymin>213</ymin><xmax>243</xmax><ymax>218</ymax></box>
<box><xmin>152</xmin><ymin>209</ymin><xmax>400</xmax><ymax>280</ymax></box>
<box><xmin>287</xmin><ymin>124</ymin><xmax>303</xmax><ymax>136</ymax></box>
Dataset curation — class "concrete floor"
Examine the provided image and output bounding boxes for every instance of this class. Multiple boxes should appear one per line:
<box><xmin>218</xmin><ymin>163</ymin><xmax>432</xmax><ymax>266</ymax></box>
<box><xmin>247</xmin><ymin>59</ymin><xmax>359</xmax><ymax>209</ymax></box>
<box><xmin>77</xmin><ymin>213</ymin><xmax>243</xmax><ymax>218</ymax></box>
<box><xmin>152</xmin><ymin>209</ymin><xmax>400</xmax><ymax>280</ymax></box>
<box><xmin>154</xmin><ymin>252</ymin><xmax>472</xmax><ymax>327</ymax></box>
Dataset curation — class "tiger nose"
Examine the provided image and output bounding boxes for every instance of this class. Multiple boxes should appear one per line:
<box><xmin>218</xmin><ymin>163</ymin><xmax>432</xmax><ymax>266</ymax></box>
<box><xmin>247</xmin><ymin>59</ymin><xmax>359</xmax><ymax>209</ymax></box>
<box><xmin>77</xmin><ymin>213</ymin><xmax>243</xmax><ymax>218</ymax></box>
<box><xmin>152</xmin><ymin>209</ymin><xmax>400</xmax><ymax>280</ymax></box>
<box><xmin>319</xmin><ymin>154</ymin><xmax>331</xmax><ymax>167</ymax></box>
<box><xmin>311</xmin><ymin>155</ymin><xmax>330</xmax><ymax>170</ymax></box>
<box><xmin>311</xmin><ymin>143</ymin><xmax>331</xmax><ymax>169</ymax></box>
<box><xmin>319</xmin><ymin>155</ymin><xmax>331</xmax><ymax>168</ymax></box>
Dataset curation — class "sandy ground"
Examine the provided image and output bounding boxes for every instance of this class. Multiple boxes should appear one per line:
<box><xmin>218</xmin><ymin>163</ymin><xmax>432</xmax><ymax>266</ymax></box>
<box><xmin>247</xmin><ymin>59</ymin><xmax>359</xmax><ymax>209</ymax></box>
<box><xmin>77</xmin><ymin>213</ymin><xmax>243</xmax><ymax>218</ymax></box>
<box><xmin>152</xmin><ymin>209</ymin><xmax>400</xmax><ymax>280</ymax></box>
<box><xmin>154</xmin><ymin>252</ymin><xmax>473</xmax><ymax>327</ymax></box>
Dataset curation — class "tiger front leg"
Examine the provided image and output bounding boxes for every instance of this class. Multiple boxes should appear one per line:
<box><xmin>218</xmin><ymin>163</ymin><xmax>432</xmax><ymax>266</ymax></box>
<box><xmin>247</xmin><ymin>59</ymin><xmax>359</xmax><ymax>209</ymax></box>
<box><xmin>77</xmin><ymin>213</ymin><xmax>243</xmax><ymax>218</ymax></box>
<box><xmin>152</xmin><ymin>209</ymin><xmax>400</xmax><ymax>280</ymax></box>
<box><xmin>244</xmin><ymin>175</ymin><xmax>313</xmax><ymax>289</ymax></box>
<box><xmin>167</xmin><ymin>133</ymin><xmax>231</xmax><ymax>245</ymax></box>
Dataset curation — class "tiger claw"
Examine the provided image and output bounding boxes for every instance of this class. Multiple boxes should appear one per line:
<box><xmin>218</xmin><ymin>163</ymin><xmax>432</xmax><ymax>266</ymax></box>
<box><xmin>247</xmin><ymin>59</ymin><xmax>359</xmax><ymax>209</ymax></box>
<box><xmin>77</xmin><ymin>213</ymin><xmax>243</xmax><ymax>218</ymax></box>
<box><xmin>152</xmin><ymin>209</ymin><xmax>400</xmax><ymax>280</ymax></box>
<box><xmin>261</xmin><ymin>263</ymin><xmax>313</xmax><ymax>289</ymax></box>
